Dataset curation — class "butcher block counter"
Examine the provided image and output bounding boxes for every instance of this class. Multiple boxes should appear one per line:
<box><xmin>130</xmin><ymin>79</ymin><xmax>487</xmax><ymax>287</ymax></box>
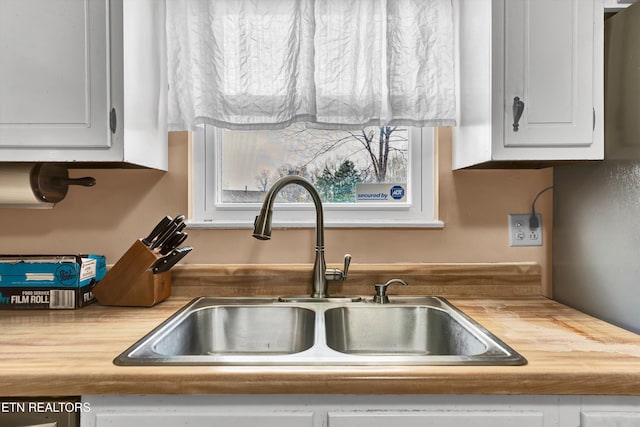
<box><xmin>2</xmin><ymin>263</ymin><xmax>640</xmax><ymax>397</ymax></box>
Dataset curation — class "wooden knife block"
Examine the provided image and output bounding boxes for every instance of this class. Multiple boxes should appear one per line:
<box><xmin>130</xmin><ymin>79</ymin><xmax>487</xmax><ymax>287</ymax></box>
<box><xmin>92</xmin><ymin>239</ymin><xmax>171</xmax><ymax>307</ymax></box>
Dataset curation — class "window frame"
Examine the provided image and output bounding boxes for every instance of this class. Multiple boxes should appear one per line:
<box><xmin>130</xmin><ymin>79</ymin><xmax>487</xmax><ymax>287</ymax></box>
<box><xmin>187</xmin><ymin>126</ymin><xmax>443</xmax><ymax>229</ymax></box>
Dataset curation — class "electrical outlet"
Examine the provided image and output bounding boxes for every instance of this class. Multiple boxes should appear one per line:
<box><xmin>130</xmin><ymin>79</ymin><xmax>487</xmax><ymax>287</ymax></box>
<box><xmin>508</xmin><ymin>213</ymin><xmax>542</xmax><ymax>247</ymax></box>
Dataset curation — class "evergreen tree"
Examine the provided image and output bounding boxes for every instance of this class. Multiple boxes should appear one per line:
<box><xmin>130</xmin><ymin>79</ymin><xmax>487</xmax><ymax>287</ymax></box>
<box><xmin>315</xmin><ymin>166</ymin><xmax>335</xmax><ymax>201</ymax></box>
<box><xmin>314</xmin><ymin>160</ymin><xmax>362</xmax><ymax>202</ymax></box>
<box><xmin>333</xmin><ymin>160</ymin><xmax>361</xmax><ymax>202</ymax></box>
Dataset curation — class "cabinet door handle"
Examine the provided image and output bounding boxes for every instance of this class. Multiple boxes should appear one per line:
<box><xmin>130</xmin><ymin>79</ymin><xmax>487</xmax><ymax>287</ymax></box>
<box><xmin>110</xmin><ymin>108</ymin><xmax>117</xmax><ymax>134</ymax></box>
<box><xmin>512</xmin><ymin>96</ymin><xmax>525</xmax><ymax>132</ymax></box>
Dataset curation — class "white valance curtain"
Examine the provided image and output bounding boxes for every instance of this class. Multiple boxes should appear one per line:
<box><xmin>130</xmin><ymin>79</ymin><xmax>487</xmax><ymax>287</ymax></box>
<box><xmin>166</xmin><ymin>0</ymin><xmax>456</xmax><ymax>131</ymax></box>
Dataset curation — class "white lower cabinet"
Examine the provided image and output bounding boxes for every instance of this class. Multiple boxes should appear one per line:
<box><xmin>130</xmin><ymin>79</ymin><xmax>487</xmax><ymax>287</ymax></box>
<box><xmin>81</xmin><ymin>395</ymin><xmax>640</xmax><ymax>427</ymax></box>
<box><xmin>580</xmin><ymin>397</ymin><xmax>640</xmax><ymax>427</ymax></box>
<box><xmin>90</xmin><ymin>412</ymin><xmax>312</xmax><ymax>427</ymax></box>
<box><xmin>328</xmin><ymin>411</ymin><xmax>545</xmax><ymax>427</ymax></box>
<box><xmin>81</xmin><ymin>395</ymin><xmax>575</xmax><ymax>427</ymax></box>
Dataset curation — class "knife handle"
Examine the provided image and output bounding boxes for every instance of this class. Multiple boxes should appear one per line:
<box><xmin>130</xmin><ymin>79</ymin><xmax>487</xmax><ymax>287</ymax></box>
<box><xmin>159</xmin><ymin>232</ymin><xmax>188</xmax><ymax>255</ymax></box>
<box><xmin>142</xmin><ymin>216</ymin><xmax>172</xmax><ymax>246</ymax></box>
<box><xmin>150</xmin><ymin>214</ymin><xmax>186</xmax><ymax>249</ymax></box>
<box><xmin>151</xmin><ymin>222</ymin><xmax>178</xmax><ymax>249</ymax></box>
<box><xmin>152</xmin><ymin>246</ymin><xmax>193</xmax><ymax>273</ymax></box>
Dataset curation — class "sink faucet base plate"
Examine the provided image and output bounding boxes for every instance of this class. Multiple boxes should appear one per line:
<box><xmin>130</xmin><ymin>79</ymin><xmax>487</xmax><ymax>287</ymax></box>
<box><xmin>278</xmin><ymin>296</ymin><xmax>363</xmax><ymax>303</ymax></box>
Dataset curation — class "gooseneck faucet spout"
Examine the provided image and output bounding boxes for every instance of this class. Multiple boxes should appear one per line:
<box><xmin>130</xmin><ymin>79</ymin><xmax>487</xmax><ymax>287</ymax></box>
<box><xmin>253</xmin><ymin>175</ymin><xmax>349</xmax><ymax>298</ymax></box>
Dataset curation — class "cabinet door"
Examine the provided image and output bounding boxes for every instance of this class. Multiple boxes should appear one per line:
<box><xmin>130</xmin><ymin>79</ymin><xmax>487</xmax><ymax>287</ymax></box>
<box><xmin>95</xmin><ymin>412</ymin><xmax>313</xmax><ymax>427</ymax></box>
<box><xmin>503</xmin><ymin>0</ymin><xmax>594</xmax><ymax>148</ymax></box>
<box><xmin>580</xmin><ymin>396</ymin><xmax>640</xmax><ymax>427</ymax></box>
<box><xmin>581</xmin><ymin>412</ymin><xmax>640</xmax><ymax>427</ymax></box>
<box><xmin>329</xmin><ymin>411</ymin><xmax>545</xmax><ymax>427</ymax></box>
<box><xmin>0</xmin><ymin>0</ymin><xmax>110</xmax><ymax>149</ymax></box>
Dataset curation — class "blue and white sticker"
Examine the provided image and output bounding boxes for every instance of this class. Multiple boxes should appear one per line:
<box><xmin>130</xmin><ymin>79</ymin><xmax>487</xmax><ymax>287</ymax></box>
<box><xmin>390</xmin><ymin>185</ymin><xmax>405</xmax><ymax>200</ymax></box>
<box><xmin>356</xmin><ymin>183</ymin><xmax>407</xmax><ymax>203</ymax></box>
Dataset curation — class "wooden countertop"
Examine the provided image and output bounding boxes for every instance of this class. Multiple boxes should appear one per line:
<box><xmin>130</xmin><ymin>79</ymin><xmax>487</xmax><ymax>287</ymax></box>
<box><xmin>2</xmin><ymin>295</ymin><xmax>640</xmax><ymax>396</ymax></box>
<box><xmin>1</xmin><ymin>263</ymin><xmax>640</xmax><ymax>397</ymax></box>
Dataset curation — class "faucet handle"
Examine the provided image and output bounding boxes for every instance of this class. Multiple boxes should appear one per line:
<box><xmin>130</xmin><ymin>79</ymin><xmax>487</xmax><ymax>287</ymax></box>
<box><xmin>342</xmin><ymin>253</ymin><xmax>351</xmax><ymax>279</ymax></box>
<box><xmin>325</xmin><ymin>253</ymin><xmax>351</xmax><ymax>282</ymax></box>
<box><xmin>373</xmin><ymin>278</ymin><xmax>409</xmax><ymax>304</ymax></box>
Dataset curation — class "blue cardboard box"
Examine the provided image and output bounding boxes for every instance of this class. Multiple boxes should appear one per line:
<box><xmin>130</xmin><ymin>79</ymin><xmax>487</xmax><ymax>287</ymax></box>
<box><xmin>0</xmin><ymin>255</ymin><xmax>106</xmax><ymax>309</ymax></box>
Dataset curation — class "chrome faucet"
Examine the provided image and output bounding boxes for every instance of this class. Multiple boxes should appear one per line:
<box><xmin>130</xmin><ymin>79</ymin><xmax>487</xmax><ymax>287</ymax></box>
<box><xmin>252</xmin><ymin>175</ymin><xmax>351</xmax><ymax>298</ymax></box>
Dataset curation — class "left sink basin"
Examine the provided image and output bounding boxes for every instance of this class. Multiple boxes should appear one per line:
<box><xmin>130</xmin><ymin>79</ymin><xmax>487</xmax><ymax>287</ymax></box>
<box><xmin>153</xmin><ymin>306</ymin><xmax>315</xmax><ymax>356</ymax></box>
<box><xmin>114</xmin><ymin>297</ymin><xmax>316</xmax><ymax>365</ymax></box>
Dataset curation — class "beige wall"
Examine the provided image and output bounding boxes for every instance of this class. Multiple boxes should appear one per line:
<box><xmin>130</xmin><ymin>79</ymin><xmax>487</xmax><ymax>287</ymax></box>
<box><xmin>0</xmin><ymin>128</ymin><xmax>553</xmax><ymax>294</ymax></box>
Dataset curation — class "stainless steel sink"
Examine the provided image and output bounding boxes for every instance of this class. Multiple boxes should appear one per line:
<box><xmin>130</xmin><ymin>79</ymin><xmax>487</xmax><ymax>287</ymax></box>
<box><xmin>325</xmin><ymin>306</ymin><xmax>486</xmax><ymax>356</ymax></box>
<box><xmin>114</xmin><ymin>296</ymin><xmax>526</xmax><ymax>366</ymax></box>
<box><xmin>153</xmin><ymin>305</ymin><xmax>315</xmax><ymax>356</ymax></box>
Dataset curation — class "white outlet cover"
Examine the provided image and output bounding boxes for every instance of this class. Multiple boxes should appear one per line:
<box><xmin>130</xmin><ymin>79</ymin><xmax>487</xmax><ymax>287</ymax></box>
<box><xmin>508</xmin><ymin>213</ymin><xmax>542</xmax><ymax>247</ymax></box>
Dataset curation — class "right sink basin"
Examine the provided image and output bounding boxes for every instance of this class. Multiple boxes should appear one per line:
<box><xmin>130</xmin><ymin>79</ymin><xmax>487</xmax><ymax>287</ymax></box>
<box><xmin>324</xmin><ymin>306</ymin><xmax>486</xmax><ymax>356</ymax></box>
<box><xmin>323</xmin><ymin>297</ymin><xmax>526</xmax><ymax>365</ymax></box>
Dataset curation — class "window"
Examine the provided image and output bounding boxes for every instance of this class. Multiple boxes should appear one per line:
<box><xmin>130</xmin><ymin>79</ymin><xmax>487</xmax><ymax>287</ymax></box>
<box><xmin>188</xmin><ymin>125</ymin><xmax>442</xmax><ymax>229</ymax></box>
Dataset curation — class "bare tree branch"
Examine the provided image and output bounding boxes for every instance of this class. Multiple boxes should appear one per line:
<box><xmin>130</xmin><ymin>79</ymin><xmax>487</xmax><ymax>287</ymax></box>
<box><xmin>277</xmin><ymin>124</ymin><xmax>408</xmax><ymax>185</ymax></box>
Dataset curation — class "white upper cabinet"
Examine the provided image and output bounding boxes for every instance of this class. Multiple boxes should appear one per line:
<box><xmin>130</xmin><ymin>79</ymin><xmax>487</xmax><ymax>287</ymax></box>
<box><xmin>0</xmin><ymin>0</ymin><xmax>167</xmax><ymax>169</ymax></box>
<box><xmin>453</xmin><ymin>0</ymin><xmax>604</xmax><ymax>169</ymax></box>
<box><xmin>0</xmin><ymin>0</ymin><xmax>110</xmax><ymax>149</ymax></box>
<box><xmin>504</xmin><ymin>0</ymin><xmax>594</xmax><ymax>147</ymax></box>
